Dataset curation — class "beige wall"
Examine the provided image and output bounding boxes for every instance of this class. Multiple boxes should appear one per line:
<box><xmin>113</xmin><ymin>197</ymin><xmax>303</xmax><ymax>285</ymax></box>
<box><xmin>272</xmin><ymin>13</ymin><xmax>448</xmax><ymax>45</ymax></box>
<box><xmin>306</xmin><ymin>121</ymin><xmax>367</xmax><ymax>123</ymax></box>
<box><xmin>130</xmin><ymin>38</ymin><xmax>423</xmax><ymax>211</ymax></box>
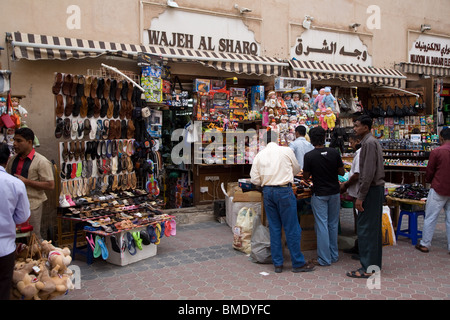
<box><xmin>1</xmin><ymin>0</ymin><xmax>449</xmax><ymax>237</ymax></box>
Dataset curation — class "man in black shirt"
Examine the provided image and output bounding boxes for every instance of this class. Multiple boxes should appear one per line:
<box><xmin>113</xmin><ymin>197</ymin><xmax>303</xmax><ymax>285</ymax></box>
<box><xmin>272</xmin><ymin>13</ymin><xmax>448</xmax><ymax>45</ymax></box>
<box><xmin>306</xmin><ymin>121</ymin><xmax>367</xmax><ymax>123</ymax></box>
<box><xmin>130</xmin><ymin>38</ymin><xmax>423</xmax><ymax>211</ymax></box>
<box><xmin>303</xmin><ymin>127</ymin><xmax>345</xmax><ymax>266</ymax></box>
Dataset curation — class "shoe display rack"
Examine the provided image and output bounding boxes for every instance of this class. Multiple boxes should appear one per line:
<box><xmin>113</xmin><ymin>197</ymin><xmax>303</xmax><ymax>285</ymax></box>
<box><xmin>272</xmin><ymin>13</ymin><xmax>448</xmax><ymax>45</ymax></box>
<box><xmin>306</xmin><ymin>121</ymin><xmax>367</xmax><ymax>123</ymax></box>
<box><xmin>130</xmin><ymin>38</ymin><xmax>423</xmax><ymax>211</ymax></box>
<box><xmin>53</xmin><ymin>71</ymin><xmax>171</xmax><ymax>266</ymax></box>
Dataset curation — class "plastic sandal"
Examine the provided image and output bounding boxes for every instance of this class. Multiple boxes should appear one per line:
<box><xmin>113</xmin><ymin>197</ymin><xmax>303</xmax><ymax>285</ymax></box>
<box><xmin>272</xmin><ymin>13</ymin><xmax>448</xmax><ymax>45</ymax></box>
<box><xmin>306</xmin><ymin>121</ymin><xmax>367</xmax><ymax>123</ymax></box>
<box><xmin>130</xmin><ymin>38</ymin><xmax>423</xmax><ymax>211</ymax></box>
<box><xmin>164</xmin><ymin>220</ymin><xmax>172</xmax><ymax>237</ymax></box>
<box><xmin>86</xmin><ymin>234</ymin><xmax>95</xmax><ymax>251</ymax></box>
<box><xmin>93</xmin><ymin>235</ymin><xmax>102</xmax><ymax>258</ymax></box>
<box><xmin>132</xmin><ymin>231</ymin><xmax>143</xmax><ymax>250</ymax></box>
<box><xmin>147</xmin><ymin>225</ymin><xmax>157</xmax><ymax>244</ymax></box>
<box><xmin>159</xmin><ymin>221</ymin><xmax>165</xmax><ymax>239</ymax></box>
<box><xmin>110</xmin><ymin>234</ymin><xmax>121</xmax><ymax>253</ymax></box>
<box><xmin>140</xmin><ymin>230</ymin><xmax>151</xmax><ymax>245</ymax></box>
<box><xmin>97</xmin><ymin>236</ymin><xmax>109</xmax><ymax>260</ymax></box>
<box><xmin>126</xmin><ymin>232</ymin><xmax>137</xmax><ymax>255</ymax></box>
<box><xmin>170</xmin><ymin>219</ymin><xmax>176</xmax><ymax>236</ymax></box>
<box><xmin>154</xmin><ymin>223</ymin><xmax>161</xmax><ymax>245</ymax></box>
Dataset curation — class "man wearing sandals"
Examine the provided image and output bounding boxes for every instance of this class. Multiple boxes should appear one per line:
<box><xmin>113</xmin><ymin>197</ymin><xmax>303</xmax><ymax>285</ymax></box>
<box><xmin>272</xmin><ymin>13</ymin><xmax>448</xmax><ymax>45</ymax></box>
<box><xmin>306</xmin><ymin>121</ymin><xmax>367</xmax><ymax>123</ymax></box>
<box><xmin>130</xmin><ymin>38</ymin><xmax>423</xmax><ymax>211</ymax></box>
<box><xmin>6</xmin><ymin>128</ymin><xmax>54</xmax><ymax>241</ymax></box>
<box><xmin>347</xmin><ymin>116</ymin><xmax>385</xmax><ymax>279</ymax></box>
<box><xmin>416</xmin><ymin>128</ymin><xmax>450</xmax><ymax>254</ymax></box>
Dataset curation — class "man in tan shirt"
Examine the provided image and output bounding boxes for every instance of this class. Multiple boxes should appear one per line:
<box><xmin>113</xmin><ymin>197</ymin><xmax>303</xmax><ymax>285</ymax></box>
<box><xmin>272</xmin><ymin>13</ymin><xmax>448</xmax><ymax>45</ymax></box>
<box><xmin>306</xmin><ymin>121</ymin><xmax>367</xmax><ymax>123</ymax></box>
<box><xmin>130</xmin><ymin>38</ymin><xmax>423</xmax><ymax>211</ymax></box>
<box><xmin>6</xmin><ymin>128</ymin><xmax>54</xmax><ymax>240</ymax></box>
<box><xmin>250</xmin><ymin>129</ymin><xmax>315</xmax><ymax>274</ymax></box>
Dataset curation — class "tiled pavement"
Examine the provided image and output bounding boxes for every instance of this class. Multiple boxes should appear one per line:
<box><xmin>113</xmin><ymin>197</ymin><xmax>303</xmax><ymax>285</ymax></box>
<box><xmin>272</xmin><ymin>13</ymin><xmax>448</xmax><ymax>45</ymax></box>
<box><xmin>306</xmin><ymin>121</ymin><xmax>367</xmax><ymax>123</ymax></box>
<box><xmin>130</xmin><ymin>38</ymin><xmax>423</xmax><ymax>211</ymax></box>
<box><xmin>57</xmin><ymin>208</ymin><xmax>450</xmax><ymax>301</ymax></box>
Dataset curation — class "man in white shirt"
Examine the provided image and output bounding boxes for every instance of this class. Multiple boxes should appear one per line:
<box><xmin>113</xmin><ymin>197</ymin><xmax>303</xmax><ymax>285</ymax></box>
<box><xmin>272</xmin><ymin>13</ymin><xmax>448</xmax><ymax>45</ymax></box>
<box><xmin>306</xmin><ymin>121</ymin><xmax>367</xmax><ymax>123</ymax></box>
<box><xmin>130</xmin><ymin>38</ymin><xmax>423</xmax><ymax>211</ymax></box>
<box><xmin>0</xmin><ymin>143</ymin><xmax>30</xmax><ymax>300</ymax></box>
<box><xmin>289</xmin><ymin>125</ymin><xmax>314</xmax><ymax>169</ymax></box>
<box><xmin>250</xmin><ymin>130</ymin><xmax>315</xmax><ymax>274</ymax></box>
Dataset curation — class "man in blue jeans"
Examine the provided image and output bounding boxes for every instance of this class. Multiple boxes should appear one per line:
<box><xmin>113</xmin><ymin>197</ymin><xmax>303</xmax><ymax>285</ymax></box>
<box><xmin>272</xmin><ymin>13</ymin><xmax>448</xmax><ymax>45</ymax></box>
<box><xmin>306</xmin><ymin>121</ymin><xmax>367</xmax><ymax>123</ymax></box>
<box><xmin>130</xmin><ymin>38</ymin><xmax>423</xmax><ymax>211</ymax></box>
<box><xmin>416</xmin><ymin>127</ymin><xmax>450</xmax><ymax>254</ymax></box>
<box><xmin>303</xmin><ymin>127</ymin><xmax>345</xmax><ymax>266</ymax></box>
<box><xmin>250</xmin><ymin>130</ymin><xmax>315</xmax><ymax>273</ymax></box>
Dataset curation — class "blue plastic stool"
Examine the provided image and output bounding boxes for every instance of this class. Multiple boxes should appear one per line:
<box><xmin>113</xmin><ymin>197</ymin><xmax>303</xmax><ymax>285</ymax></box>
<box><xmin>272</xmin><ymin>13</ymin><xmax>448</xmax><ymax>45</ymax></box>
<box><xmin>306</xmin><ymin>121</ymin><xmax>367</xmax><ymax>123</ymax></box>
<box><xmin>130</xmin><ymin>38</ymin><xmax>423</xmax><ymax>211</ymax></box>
<box><xmin>395</xmin><ymin>210</ymin><xmax>425</xmax><ymax>245</ymax></box>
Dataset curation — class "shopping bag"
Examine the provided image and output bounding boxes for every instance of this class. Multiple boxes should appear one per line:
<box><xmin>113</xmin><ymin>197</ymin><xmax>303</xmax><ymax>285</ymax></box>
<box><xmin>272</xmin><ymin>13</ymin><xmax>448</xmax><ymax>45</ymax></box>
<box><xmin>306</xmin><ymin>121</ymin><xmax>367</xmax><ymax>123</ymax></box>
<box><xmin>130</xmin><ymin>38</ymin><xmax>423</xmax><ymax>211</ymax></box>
<box><xmin>249</xmin><ymin>212</ymin><xmax>272</xmax><ymax>264</ymax></box>
<box><xmin>232</xmin><ymin>207</ymin><xmax>255</xmax><ymax>254</ymax></box>
<box><xmin>381</xmin><ymin>206</ymin><xmax>396</xmax><ymax>246</ymax></box>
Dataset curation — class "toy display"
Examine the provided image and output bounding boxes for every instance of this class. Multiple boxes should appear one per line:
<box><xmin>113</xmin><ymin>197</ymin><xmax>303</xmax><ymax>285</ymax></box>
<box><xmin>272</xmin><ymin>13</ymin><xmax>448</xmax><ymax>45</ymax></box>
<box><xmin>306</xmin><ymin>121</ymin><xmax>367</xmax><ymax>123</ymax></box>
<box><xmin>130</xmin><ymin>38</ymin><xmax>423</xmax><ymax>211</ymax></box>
<box><xmin>11</xmin><ymin>235</ymin><xmax>75</xmax><ymax>300</ymax></box>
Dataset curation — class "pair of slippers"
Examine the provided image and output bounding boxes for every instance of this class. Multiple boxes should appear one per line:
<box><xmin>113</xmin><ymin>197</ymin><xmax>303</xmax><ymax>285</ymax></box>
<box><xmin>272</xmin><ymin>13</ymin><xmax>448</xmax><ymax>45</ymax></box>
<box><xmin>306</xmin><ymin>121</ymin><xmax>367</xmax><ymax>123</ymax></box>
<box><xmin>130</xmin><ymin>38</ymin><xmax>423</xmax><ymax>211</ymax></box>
<box><xmin>91</xmin><ymin>235</ymin><xmax>109</xmax><ymax>260</ymax></box>
<box><xmin>125</xmin><ymin>230</ymin><xmax>152</xmax><ymax>255</ymax></box>
<box><xmin>164</xmin><ymin>219</ymin><xmax>176</xmax><ymax>237</ymax></box>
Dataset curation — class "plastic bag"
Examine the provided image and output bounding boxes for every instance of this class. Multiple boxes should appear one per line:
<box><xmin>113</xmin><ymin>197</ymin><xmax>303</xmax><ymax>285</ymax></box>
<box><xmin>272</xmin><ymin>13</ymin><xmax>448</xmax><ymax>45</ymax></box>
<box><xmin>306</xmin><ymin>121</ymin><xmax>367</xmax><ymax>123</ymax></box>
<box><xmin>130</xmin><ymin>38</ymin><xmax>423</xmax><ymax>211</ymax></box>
<box><xmin>249</xmin><ymin>212</ymin><xmax>272</xmax><ymax>264</ymax></box>
<box><xmin>232</xmin><ymin>207</ymin><xmax>255</xmax><ymax>254</ymax></box>
<box><xmin>382</xmin><ymin>206</ymin><xmax>396</xmax><ymax>246</ymax></box>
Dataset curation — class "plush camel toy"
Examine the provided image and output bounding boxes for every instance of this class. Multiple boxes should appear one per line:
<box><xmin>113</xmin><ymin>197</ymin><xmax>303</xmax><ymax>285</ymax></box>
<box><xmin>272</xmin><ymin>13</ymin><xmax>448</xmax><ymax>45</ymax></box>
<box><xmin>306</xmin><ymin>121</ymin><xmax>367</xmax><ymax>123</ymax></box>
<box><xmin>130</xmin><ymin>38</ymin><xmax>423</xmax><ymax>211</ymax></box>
<box><xmin>41</xmin><ymin>240</ymin><xmax>72</xmax><ymax>274</ymax></box>
<box><xmin>13</xmin><ymin>261</ymin><xmax>44</xmax><ymax>300</ymax></box>
<box><xmin>35</xmin><ymin>262</ymin><xmax>57</xmax><ymax>300</ymax></box>
<box><xmin>47</xmin><ymin>265</ymin><xmax>74</xmax><ymax>300</ymax></box>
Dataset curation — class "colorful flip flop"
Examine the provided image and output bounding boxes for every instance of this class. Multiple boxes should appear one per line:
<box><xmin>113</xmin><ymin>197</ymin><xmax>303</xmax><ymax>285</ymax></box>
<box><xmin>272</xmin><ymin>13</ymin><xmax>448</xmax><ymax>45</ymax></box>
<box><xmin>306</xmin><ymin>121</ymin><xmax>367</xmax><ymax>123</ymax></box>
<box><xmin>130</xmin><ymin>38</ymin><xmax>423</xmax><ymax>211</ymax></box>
<box><xmin>147</xmin><ymin>225</ymin><xmax>157</xmax><ymax>244</ymax></box>
<box><xmin>97</xmin><ymin>236</ymin><xmax>109</xmax><ymax>260</ymax></box>
<box><xmin>154</xmin><ymin>223</ymin><xmax>161</xmax><ymax>245</ymax></box>
<box><xmin>164</xmin><ymin>220</ymin><xmax>172</xmax><ymax>237</ymax></box>
<box><xmin>132</xmin><ymin>231</ymin><xmax>143</xmax><ymax>250</ymax></box>
<box><xmin>170</xmin><ymin>219</ymin><xmax>176</xmax><ymax>236</ymax></box>
<box><xmin>93</xmin><ymin>235</ymin><xmax>102</xmax><ymax>258</ymax></box>
<box><xmin>126</xmin><ymin>232</ymin><xmax>137</xmax><ymax>255</ymax></box>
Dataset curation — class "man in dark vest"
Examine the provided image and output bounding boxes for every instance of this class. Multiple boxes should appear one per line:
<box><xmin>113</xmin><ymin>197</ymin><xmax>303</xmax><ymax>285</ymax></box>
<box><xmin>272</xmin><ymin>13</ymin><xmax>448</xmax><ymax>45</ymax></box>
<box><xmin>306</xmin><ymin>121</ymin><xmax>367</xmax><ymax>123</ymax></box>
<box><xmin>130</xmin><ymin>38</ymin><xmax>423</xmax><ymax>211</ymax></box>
<box><xmin>6</xmin><ymin>128</ymin><xmax>54</xmax><ymax>240</ymax></box>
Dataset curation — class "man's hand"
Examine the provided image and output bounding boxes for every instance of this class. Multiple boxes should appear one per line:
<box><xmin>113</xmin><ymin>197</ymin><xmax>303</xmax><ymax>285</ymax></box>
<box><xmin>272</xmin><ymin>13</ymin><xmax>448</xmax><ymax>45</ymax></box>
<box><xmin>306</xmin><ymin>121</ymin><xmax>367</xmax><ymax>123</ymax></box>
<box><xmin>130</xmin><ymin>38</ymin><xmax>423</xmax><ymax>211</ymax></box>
<box><xmin>355</xmin><ymin>199</ymin><xmax>364</xmax><ymax>212</ymax></box>
<box><xmin>14</xmin><ymin>174</ymin><xmax>28</xmax><ymax>184</ymax></box>
<box><xmin>340</xmin><ymin>183</ymin><xmax>347</xmax><ymax>194</ymax></box>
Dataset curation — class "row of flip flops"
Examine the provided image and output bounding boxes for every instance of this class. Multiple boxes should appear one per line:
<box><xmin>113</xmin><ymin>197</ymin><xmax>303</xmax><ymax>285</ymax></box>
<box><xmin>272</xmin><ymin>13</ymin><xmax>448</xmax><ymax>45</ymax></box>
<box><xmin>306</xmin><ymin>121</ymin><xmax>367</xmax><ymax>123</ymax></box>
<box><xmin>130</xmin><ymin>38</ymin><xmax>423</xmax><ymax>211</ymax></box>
<box><xmin>87</xmin><ymin>219</ymin><xmax>176</xmax><ymax>259</ymax></box>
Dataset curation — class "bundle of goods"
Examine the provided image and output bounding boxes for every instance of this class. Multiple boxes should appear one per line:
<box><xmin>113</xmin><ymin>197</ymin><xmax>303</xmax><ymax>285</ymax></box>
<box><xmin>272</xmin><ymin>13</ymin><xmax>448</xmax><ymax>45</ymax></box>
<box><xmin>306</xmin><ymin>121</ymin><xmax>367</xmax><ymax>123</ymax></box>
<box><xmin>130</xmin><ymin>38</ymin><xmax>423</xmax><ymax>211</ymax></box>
<box><xmin>11</xmin><ymin>235</ymin><xmax>74</xmax><ymax>300</ymax></box>
<box><xmin>390</xmin><ymin>183</ymin><xmax>428</xmax><ymax>201</ymax></box>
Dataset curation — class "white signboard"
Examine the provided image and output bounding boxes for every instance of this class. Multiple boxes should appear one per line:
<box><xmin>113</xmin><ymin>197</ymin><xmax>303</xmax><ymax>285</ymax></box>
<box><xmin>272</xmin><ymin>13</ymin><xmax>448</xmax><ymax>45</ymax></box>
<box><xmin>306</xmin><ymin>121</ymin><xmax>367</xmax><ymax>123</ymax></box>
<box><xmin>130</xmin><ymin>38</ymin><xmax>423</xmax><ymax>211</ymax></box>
<box><xmin>291</xmin><ymin>29</ymin><xmax>372</xmax><ymax>66</ymax></box>
<box><xmin>409</xmin><ymin>34</ymin><xmax>450</xmax><ymax>67</ymax></box>
<box><xmin>143</xmin><ymin>10</ymin><xmax>260</xmax><ymax>56</ymax></box>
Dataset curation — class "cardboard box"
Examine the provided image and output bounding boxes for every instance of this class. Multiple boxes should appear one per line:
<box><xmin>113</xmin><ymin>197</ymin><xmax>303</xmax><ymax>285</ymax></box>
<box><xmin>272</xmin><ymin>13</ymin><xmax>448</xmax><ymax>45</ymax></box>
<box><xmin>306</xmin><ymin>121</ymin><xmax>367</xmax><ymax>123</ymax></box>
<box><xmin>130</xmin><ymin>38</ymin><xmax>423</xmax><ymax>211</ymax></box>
<box><xmin>194</xmin><ymin>79</ymin><xmax>211</xmax><ymax>93</ymax></box>
<box><xmin>300</xmin><ymin>230</ymin><xmax>317</xmax><ymax>251</ymax></box>
<box><xmin>104</xmin><ymin>230</ymin><xmax>157</xmax><ymax>266</ymax></box>
<box><xmin>232</xmin><ymin>189</ymin><xmax>262</xmax><ymax>202</ymax></box>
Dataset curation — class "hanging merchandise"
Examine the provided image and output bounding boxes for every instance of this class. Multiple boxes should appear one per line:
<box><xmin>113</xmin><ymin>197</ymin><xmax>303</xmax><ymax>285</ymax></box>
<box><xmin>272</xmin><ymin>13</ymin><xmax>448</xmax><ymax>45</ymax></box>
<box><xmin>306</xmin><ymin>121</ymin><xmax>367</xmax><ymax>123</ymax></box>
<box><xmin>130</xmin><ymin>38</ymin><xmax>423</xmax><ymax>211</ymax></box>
<box><xmin>0</xmin><ymin>94</ymin><xmax>16</xmax><ymax>128</ymax></box>
<box><xmin>171</xmin><ymin>76</ymin><xmax>190</xmax><ymax>108</ymax></box>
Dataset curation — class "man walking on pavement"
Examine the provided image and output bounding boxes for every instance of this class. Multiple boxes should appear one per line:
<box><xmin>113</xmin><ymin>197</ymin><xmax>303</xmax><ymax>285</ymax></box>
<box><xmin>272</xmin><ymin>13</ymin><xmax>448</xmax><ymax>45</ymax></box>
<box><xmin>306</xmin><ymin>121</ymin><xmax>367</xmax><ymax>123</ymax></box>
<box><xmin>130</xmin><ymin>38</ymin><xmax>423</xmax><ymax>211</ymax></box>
<box><xmin>416</xmin><ymin>127</ymin><xmax>450</xmax><ymax>254</ymax></box>
<box><xmin>347</xmin><ymin>115</ymin><xmax>385</xmax><ymax>279</ymax></box>
<box><xmin>250</xmin><ymin>129</ymin><xmax>315</xmax><ymax>274</ymax></box>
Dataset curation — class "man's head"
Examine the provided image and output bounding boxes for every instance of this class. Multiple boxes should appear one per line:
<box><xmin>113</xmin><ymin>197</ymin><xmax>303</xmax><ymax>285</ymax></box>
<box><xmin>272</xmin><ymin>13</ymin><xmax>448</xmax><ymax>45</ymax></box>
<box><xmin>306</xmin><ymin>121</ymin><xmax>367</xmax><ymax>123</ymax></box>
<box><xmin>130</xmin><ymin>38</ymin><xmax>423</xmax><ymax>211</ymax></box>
<box><xmin>309</xmin><ymin>126</ymin><xmax>326</xmax><ymax>147</ymax></box>
<box><xmin>0</xmin><ymin>143</ymin><xmax>10</xmax><ymax>167</ymax></box>
<box><xmin>295</xmin><ymin>125</ymin><xmax>307</xmax><ymax>138</ymax></box>
<box><xmin>353</xmin><ymin>115</ymin><xmax>372</xmax><ymax>137</ymax></box>
<box><xmin>13</xmin><ymin>127</ymin><xmax>35</xmax><ymax>157</ymax></box>
<box><xmin>440</xmin><ymin>127</ymin><xmax>450</xmax><ymax>144</ymax></box>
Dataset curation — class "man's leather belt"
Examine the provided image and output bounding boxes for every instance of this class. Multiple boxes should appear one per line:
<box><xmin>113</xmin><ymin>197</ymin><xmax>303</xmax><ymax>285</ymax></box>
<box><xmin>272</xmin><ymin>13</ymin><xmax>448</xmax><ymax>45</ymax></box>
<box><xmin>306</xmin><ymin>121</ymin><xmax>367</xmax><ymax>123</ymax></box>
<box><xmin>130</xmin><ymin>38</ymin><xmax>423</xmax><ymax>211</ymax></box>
<box><xmin>264</xmin><ymin>183</ymin><xmax>292</xmax><ymax>188</ymax></box>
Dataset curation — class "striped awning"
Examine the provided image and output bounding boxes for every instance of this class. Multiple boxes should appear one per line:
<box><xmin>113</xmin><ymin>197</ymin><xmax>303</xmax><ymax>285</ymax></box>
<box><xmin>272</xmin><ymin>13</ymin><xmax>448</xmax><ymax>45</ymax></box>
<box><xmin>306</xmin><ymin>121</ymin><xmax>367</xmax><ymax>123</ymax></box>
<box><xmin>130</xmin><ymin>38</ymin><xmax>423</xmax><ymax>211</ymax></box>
<box><xmin>398</xmin><ymin>62</ymin><xmax>450</xmax><ymax>77</ymax></box>
<box><xmin>288</xmin><ymin>59</ymin><xmax>406</xmax><ymax>88</ymax></box>
<box><xmin>7</xmin><ymin>31</ymin><xmax>288</xmax><ymax>77</ymax></box>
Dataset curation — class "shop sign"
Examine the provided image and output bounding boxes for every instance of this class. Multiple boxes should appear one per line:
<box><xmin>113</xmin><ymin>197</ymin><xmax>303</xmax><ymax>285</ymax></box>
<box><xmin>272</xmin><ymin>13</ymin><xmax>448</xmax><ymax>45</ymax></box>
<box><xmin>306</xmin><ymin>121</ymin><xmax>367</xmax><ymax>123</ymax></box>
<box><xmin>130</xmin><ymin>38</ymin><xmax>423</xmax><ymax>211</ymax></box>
<box><xmin>290</xmin><ymin>29</ymin><xmax>372</xmax><ymax>67</ymax></box>
<box><xmin>409</xmin><ymin>34</ymin><xmax>450</xmax><ymax>67</ymax></box>
<box><xmin>143</xmin><ymin>10</ymin><xmax>260</xmax><ymax>56</ymax></box>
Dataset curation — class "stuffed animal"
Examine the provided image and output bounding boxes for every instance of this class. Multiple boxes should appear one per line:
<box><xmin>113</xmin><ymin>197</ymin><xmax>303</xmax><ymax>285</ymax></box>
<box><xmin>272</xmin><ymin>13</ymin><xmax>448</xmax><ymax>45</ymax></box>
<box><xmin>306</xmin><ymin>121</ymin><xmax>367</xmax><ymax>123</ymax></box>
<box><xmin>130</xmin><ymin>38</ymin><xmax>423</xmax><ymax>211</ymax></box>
<box><xmin>41</xmin><ymin>240</ymin><xmax>72</xmax><ymax>274</ymax></box>
<box><xmin>12</xmin><ymin>260</ymin><xmax>44</xmax><ymax>300</ymax></box>
<box><xmin>12</xmin><ymin>260</ymin><xmax>38</xmax><ymax>285</ymax></box>
<box><xmin>47</xmin><ymin>265</ymin><xmax>74</xmax><ymax>300</ymax></box>
<box><xmin>35</xmin><ymin>262</ymin><xmax>57</xmax><ymax>300</ymax></box>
